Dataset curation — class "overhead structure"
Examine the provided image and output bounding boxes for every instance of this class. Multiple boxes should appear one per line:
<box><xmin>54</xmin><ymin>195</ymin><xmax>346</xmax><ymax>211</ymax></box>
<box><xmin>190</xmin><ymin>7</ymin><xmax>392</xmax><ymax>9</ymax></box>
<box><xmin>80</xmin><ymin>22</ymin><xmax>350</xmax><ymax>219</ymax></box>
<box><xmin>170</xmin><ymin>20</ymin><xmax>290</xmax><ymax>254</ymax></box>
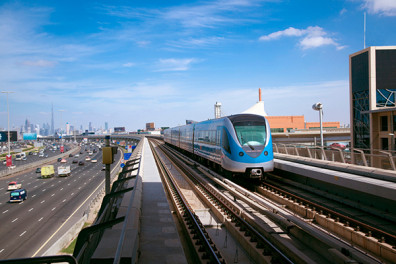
<box><xmin>242</xmin><ymin>88</ymin><xmax>268</xmax><ymax>116</ymax></box>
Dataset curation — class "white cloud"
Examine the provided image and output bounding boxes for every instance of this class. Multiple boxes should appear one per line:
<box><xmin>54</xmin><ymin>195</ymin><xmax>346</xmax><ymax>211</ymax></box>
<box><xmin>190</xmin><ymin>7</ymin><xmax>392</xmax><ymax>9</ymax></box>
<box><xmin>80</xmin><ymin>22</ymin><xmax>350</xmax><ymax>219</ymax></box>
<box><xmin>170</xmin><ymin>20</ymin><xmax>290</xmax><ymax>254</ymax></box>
<box><xmin>21</xmin><ymin>60</ymin><xmax>56</xmax><ymax>67</ymax></box>
<box><xmin>363</xmin><ymin>0</ymin><xmax>396</xmax><ymax>16</ymax></box>
<box><xmin>259</xmin><ymin>27</ymin><xmax>305</xmax><ymax>41</ymax></box>
<box><xmin>155</xmin><ymin>58</ymin><xmax>197</xmax><ymax>72</ymax></box>
<box><xmin>259</xmin><ymin>26</ymin><xmax>343</xmax><ymax>50</ymax></box>
<box><xmin>122</xmin><ymin>62</ymin><xmax>135</xmax><ymax>67</ymax></box>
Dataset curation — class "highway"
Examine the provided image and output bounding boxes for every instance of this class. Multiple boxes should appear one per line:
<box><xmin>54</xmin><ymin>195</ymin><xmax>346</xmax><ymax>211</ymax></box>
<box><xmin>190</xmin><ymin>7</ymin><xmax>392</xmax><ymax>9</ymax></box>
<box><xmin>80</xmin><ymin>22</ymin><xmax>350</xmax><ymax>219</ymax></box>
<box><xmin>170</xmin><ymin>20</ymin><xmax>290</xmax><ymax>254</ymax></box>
<box><xmin>0</xmin><ymin>143</ymin><xmax>68</xmax><ymax>172</ymax></box>
<box><xmin>0</xmin><ymin>145</ymin><xmax>121</xmax><ymax>259</ymax></box>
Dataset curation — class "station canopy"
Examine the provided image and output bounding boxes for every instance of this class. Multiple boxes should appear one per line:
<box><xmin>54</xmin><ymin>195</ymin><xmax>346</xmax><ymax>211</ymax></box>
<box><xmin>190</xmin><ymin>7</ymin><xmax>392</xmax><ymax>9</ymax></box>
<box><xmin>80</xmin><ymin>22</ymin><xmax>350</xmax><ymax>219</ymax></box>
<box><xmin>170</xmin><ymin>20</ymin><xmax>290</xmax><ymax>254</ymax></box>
<box><xmin>242</xmin><ymin>101</ymin><xmax>268</xmax><ymax>116</ymax></box>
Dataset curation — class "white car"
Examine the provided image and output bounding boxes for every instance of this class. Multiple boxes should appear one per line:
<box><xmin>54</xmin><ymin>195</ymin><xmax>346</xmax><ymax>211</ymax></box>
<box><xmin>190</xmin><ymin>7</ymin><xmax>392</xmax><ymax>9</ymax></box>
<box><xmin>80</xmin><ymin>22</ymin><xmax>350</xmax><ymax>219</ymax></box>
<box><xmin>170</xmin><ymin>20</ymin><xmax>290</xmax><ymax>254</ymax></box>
<box><xmin>91</xmin><ymin>159</ymin><xmax>97</xmax><ymax>163</ymax></box>
<box><xmin>8</xmin><ymin>181</ymin><xmax>22</xmax><ymax>191</ymax></box>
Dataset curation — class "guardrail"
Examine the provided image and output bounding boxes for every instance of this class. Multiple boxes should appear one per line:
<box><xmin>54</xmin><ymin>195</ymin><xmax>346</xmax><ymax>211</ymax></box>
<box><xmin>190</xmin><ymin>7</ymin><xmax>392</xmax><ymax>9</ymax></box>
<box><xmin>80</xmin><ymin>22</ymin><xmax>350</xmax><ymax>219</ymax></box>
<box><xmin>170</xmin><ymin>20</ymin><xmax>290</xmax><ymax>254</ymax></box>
<box><xmin>0</xmin><ymin>145</ymin><xmax>80</xmax><ymax>178</ymax></box>
<box><xmin>273</xmin><ymin>143</ymin><xmax>396</xmax><ymax>171</ymax></box>
<box><xmin>72</xmin><ymin>139</ymin><xmax>143</xmax><ymax>264</ymax></box>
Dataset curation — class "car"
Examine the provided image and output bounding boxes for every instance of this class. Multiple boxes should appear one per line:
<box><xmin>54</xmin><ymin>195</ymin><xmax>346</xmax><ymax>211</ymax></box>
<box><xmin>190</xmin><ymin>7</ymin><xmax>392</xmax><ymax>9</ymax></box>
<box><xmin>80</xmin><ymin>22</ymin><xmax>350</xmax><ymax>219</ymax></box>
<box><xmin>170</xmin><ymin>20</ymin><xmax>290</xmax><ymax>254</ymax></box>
<box><xmin>89</xmin><ymin>152</ymin><xmax>93</xmax><ymax>156</ymax></box>
<box><xmin>8</xmin><ymin>181</ymin><xmax>22</xmax><ymax>191</ymax></box>
<box><xmin>36</xmin><ymin>167</ymin><xmax>41</xmax><ymax>173</ymax></box>
<box><xmin>75</xmin><ymin>154</ymin><xmax>79</xmax><ymax>157</ymax></box>
<box><xmin>61</xmin><ymin>158</ymin><xmax>67</xmax><ymax>163</ymax></box>
<box><xmin>3</xmin><ymin>160</ymin><xmax>7</xmax><ymax>165</ymax></box>
<box><xmin>78</xmin><ymin>161</ymin><xmax>85</xmax><ymax>166</ymax></box>
<box><xmin>45</xmin><ymin>154</ymin><xmax>48</xmax><ymax>158</ymax></box>
<box><xmin>33</xmin><ymin>152</ymin><xmax>38</xmax><ymax>156</ymax></box>
<box><xmin>39</xmin><ymin>153</ymin><xmax>44</xmax><ymax>157</ymax></box>
<box><xmin>91</xmin><ymin>159</ymin><xmax>97</xmax><ymax>163</ymax></box>
<box><xmin>9</xmin><ymin>189</ymin><xmax>27</xmax><ymax>202</ymax></box>
<box><xmin>72</xmin><ymin>159</ymin><xmax>78</xmax><ymax>163</ymax></box>
<box><xmin>57</xmin><ymin>158</ymin><xmax>62</xmax><ymax>162</ymax></box>
<box><xmin>22</xmin><ymin>157</ymin><xmax>27</xmax><ymax>161</ymax></box>
<box><xmin>329</xmin><ymin>143</ymin><xmax>346</xmax><ymax>150</ymax></box>
<box><xmin>80</xmin><ymin>151</ymin><xmax>83</xmax><ymax>154</ymax></box>
<box><xmin>101</xmin><ymin>165</ymin><xmax>106</xmax><ymax>171</ymax></box>
<box><xmin>69</xmin><ymin>153</ymin><xmax>73</xmax><ymax>157</ymax></box>
<box><xmin>85</xmin><ymin>156</ymin><xmax>91</xmax><ymax>161</ymax></box>
<box><xmin>28</xmin><ymin>152</ymin><xmax>33</xmax><ymax>155</ymax></box>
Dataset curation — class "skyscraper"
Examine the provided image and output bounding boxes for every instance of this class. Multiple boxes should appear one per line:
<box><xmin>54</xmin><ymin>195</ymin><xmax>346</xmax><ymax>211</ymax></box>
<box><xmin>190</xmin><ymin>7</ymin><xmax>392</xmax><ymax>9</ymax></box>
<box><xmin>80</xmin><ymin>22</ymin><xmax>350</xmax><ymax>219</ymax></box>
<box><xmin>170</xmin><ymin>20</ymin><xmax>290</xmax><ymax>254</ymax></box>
<box><xmin>89</xmin><ymin>122</ymin><xmax>92</xmax><ymax>132</ymax></box>
<box><xmin>105</xmin><ymin>122</ymin><xmax>108</xmax><ymax>131</ymax></box>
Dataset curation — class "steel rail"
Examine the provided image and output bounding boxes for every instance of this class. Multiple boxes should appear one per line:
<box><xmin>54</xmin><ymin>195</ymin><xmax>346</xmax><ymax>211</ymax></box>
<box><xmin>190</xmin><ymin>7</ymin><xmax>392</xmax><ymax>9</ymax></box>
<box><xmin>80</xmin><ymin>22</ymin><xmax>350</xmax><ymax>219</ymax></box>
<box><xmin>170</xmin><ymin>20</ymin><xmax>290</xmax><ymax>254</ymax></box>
<box><xmin>149</xmin><ymin>139</ymin><xmax>225</xmax><ymax>264</ymax></box>
<box><xmin>261</xmin><ymin>180</ymin><xmax>396</xmax><ymax>248</ymax></box>
<box><xmin>154</xmin><ymin>139</ymin><xmax>294</xmax><ymax>264</ymax></box>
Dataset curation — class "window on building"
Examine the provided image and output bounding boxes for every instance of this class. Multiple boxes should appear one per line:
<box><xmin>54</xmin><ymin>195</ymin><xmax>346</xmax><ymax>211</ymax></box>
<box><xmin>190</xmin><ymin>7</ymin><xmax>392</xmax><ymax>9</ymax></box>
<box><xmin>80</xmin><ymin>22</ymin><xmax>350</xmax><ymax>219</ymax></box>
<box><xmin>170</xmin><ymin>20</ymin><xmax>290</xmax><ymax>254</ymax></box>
<box><xmin>380</xmin><ymin>116</ymin><xmax>388</xmax><ymax>131</ymax></box>
<box><xmin>271</xmin><ymin>128</ymin><xmax>284</xmax><ymax>133</ymax></box>
<box><xmin>381</xmin><ymin>137</ymin><xmax>389</xmax><ymax>150</ymax></box>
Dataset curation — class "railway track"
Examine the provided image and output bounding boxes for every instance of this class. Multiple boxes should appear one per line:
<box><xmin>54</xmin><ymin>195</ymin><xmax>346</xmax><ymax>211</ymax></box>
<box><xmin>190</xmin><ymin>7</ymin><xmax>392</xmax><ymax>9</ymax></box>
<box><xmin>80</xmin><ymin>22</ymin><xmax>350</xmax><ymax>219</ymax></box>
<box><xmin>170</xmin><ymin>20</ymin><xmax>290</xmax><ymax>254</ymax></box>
<box><xmin>149</xmin><ymin>138</ymin><xmax>384</xmax><ymax>263</ymax></box>
<box><xmin>259</xmin><ymin>173</ymin><xmax>396</xmax><ymax>263</ymax></box>
<box><xmin>149</xmin><ymin>139</ymin><xmax>293</xmax><ymax>264</ymax></box>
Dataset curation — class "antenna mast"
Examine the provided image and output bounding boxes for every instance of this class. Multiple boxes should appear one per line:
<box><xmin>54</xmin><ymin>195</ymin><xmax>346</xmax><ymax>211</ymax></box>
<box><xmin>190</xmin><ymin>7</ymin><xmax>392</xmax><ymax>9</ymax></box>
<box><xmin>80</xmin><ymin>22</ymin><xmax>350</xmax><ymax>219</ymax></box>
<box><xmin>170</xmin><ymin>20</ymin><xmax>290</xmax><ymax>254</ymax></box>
<box><xmin>364</xmin><ymin>12</ymin><xmax>366</xmax><ymax>49</ymax></box>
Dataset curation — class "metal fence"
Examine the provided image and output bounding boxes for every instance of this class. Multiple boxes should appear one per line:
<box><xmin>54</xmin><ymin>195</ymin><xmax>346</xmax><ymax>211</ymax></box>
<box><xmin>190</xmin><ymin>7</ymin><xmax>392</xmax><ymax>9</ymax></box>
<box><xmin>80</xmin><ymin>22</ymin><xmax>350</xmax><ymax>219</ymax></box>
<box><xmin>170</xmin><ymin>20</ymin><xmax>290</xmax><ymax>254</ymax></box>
<box><xmin>273</xmin><ymin>143</ymin><xmax>396</xmax><ymax>171</ymax></box>
<box><xmin>0</xmin><ymin>145</ymin><xmax>80</xmax><ymax>178</ymax></box>
<box><xmin>73</xmin><ymin>139</ymin><xmax>143</xmax><ymax>264</ymax></box>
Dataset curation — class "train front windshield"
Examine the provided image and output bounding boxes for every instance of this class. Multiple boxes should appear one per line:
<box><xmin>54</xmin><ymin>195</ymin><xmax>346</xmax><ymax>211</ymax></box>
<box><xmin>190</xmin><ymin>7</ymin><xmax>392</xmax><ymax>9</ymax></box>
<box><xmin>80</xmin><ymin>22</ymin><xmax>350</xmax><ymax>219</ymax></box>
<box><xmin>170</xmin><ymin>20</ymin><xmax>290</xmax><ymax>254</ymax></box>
<box><xmin>229</xmin><ymin>115</ymin><xmax>267</xmax><ymax>148</ymax></box>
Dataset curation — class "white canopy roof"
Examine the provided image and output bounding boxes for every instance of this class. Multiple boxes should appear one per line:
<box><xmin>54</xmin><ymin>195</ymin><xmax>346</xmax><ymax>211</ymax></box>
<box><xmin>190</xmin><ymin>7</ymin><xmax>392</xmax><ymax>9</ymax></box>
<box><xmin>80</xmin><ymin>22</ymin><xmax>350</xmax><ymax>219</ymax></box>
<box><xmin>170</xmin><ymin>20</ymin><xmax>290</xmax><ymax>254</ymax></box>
<box><xmin>242</xmin><ymin>101</ymin><xmax>268</xmax><ymax>116</ymax></box>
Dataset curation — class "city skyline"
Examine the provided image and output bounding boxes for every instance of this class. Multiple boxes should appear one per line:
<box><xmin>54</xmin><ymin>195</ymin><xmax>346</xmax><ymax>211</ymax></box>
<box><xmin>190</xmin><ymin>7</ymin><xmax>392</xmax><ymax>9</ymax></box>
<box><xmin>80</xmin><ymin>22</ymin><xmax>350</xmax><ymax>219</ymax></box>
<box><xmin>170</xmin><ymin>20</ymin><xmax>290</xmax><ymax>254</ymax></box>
<box><xmin>0</xmin><ymin>1</ymin><xmax>396</xmax><ymax>131</ymax></box>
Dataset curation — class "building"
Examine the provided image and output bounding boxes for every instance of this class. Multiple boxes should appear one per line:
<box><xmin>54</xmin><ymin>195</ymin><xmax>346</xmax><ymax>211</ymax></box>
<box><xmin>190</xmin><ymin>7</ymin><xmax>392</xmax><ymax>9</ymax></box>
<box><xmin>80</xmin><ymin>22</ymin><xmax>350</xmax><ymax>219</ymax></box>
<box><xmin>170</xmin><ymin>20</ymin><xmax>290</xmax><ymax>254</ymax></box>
<box><xmin>350</xmin><ymin>46</ymin><xmax>396</xmax><ymax>165</ymax></box>
<box><xmin>146</xmin><ymin>122</ymin><xmax>155</xmax><ymax>131</ymax></box>
<box><xmin>267</xmin><ymin>116</ymin><xmax>340</xmax><ymax>133</ymax></box>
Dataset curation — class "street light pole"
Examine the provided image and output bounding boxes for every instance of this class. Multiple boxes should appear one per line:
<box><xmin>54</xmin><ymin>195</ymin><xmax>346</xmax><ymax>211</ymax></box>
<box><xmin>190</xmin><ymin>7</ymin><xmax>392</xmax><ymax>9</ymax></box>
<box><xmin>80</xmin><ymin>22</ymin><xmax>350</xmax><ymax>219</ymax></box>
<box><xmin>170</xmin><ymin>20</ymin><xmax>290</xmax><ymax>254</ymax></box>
<box><xmin>2</xmin><ymin>91</ymin><xmax>15</xmax><ymax>156</ymax></box>
<box><xmin>312</xmin><ymin>102</ymin><xmax>324</xmax><ymax>147</ymax></box>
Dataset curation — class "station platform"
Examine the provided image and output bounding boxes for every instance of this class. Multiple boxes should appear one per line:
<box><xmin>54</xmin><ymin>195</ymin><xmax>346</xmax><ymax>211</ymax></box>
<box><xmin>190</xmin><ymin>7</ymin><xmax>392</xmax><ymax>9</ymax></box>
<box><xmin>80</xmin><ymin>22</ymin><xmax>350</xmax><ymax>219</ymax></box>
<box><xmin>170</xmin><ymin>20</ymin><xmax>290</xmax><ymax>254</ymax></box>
<box><xmin>138</xmin><ymin>138</ymin><xmax>187</xmax><ymax>264</ymax></box>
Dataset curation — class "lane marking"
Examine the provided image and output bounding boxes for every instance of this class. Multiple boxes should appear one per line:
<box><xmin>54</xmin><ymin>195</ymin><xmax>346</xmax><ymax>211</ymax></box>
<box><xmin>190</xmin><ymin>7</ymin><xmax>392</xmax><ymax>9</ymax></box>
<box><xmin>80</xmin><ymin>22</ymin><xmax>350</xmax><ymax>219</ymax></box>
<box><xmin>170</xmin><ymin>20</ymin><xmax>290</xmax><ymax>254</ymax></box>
<box><xmin>12</xmin><ymin>218</ymin><xmax>18</xmax><ymax>223</ymax></box>
<box><xmin>29</xmin><ymin>208</ymin><xmax>34</xmax><ymax>212</ymax></box>
<box><xmin>32</xmin><ymin>195</ymin><xmax>36</xmax><ymax>198</ymax></box>
<box><xmin>20</xmin><ymin>231</ymin><xmax>26</xmax><ymax>237</ymax></box>
<box><xmin>32</xmin><ymin>166</ymin><xmax>114</xmax><ymax>257</ymax></box>
<box><xmin>71</xmin><ymin>193</ymin><xmax>74</xmax><ymax>196</ymax></box>
<box><xmin>38</xmin><ymin>217</ymin><xmax>43</xmax><ymax>222</ymax></box>
<box><xmin>52</xmin><ymin>207</ymin><xmax>56</xmax><ymax>211</ymax></box>
<box><xmin>42</xmin><ymin>189</ymin><xmax>46</xmax><ymax>192</ymax></box>
<box><xmin>41</xmin><ymin>200</ymin><xmax>45</xmax><ymax>204</ymax></box>
<box><xmin>62</xmin><ymin>199</ymin><xmax>66</xmax><ymax>203</ymax></box>
<box><xmin>0</xmin><ymin>249</ymin><xmax>4</xmax><ymax>254</ymax></box>
<box><xmin>3</xmin><ymin>210</ymin><xmax>8</xmax><ymax>214</ymax></box>
<box><xmin>60</xmin><ymin>188</ymin><xmax>63</xmax><ymax>191</ymax></box>
<box><xmin>51</xmin><ymin>194</ymin><xmax>55</xmax><ymax>197</ymax></box>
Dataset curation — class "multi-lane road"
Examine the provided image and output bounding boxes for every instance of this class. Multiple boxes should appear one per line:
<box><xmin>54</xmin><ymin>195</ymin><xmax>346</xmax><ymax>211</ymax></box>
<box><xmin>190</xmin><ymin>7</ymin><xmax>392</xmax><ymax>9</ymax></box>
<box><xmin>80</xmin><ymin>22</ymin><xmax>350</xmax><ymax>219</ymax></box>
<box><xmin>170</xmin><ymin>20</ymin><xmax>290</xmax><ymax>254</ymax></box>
<box><xmin>0</xmin><ymin>145</ymin><xmax>121</xmax><ymax>259</ymax></box>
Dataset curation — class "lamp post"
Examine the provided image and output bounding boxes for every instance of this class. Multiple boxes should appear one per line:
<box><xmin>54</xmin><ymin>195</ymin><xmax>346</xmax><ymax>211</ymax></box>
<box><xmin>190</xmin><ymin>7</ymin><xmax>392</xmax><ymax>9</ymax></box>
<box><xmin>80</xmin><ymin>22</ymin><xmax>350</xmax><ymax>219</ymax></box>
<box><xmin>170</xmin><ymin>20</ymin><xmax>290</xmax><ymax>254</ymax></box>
<box><xmin>2</xmin><ymin>91</ymin><xmax>15</xmax><ymax>157</ymax></box>
<box><xmin>312</xmin><ymin>102</ymin><xmax>324</xmax><ymax>147</ymax></box>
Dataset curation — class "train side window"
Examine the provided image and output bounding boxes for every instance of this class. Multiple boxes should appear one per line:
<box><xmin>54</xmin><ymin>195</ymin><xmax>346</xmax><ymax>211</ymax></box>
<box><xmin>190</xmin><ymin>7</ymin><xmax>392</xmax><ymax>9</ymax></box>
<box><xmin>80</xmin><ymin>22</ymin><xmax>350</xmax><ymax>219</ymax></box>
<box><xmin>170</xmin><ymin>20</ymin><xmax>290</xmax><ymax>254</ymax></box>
<box><xmin>222</xmin><ymin>128</ymin><xmax>231</xmax><ymax>154</ymax></box>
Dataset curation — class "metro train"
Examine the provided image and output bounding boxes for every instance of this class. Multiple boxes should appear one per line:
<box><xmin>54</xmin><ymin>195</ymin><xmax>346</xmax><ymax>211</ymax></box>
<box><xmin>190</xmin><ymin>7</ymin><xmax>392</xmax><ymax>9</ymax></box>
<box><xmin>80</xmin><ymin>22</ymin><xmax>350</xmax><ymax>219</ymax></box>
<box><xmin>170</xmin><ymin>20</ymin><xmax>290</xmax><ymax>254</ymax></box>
<box><xmin>163</xmin><ymin>113</ymin><xmax>274</xmax><ymax>179</ymax></box>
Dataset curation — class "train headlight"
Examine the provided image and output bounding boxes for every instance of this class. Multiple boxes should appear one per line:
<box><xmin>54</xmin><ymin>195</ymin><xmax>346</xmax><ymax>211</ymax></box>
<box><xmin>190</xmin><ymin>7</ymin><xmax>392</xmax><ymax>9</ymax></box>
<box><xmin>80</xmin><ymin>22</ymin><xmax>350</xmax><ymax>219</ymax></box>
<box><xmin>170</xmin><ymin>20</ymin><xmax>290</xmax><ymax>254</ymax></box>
<box><xmin>239</xmin><ymin>152</ymin><xmax>244</xmax><ymax>156</ymax></box>
<box><xmin>264</xmin><ymin>151</ymin><xmax>268</xmax><ymax>156</ymax></box>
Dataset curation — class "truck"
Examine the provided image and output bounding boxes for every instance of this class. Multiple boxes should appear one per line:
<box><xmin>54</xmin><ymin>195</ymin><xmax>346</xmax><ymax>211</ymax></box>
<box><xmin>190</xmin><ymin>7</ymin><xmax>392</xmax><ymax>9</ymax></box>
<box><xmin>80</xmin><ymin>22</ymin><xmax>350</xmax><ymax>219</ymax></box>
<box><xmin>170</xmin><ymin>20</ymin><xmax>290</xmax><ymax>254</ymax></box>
<box><xmin>41</xmin><ymin>165</ymin><xmax>55</xmax><ymax>178</ymax></box>
<box><xmin>58</xmin><ymin>165</ymin><xmax>71</xmax><ymax>177</ymax></box>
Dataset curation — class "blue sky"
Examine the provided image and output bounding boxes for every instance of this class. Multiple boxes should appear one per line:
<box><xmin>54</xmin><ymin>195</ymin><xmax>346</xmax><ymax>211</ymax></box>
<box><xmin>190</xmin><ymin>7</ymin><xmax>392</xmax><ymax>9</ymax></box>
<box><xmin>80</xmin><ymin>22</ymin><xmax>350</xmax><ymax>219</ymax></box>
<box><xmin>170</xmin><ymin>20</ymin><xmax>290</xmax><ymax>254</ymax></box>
<box><xmin>0</xmin><ymin>0</ymin><xmax>395</xmax><ymax>132</ymax></box>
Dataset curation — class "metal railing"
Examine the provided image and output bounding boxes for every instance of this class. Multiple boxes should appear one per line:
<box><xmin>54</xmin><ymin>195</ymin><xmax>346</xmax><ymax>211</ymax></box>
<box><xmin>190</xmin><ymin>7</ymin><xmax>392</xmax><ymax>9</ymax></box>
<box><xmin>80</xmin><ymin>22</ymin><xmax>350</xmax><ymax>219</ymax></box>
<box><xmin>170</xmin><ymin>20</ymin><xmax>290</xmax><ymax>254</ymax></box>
<box><xmin>0</xmin><ymin>255</ymin><xmax>77</xmax><ymax>264</ymax></box>
<box><xmin>273</xmin><ymin>143</ymin><xmax>396</xmax><ymax>171</ymax></box>
<box><xmin>73</xmin><ymin>140</ymin><xmax>143</xmax><ymax>264</ymax></box>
